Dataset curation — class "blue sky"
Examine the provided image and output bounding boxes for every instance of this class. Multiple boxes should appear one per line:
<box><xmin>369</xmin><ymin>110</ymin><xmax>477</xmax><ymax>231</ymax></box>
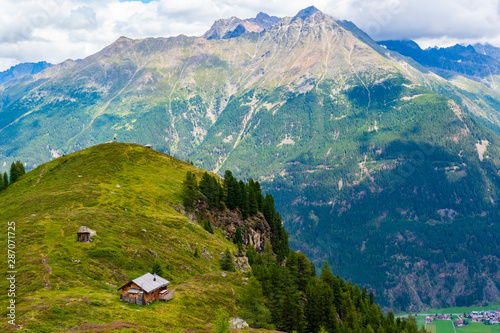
<box><xmin>1</xmin><ymin>0</ymin><xmax>500</xmax><ymax>71</ymax></box>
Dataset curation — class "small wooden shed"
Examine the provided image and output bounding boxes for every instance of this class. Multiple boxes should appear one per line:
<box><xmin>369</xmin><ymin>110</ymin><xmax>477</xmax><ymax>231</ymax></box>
<box><xmin>118</xmin><ymin>273</ymin><xmax>173</xmax><ymax>305</ymax></box>
<box><xmin>77</xmin><ymin>226</ymin><xmax>96</xmax><ymax>242</ymax></box>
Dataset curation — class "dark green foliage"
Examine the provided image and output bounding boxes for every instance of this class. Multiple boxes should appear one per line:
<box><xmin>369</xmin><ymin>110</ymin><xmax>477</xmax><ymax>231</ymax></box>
<box><xmin>248</xmin><ymin>179</ymin><xmax>259</xmax><ymax>216</ymax></box>
<box><xmin>233</xmin><ymin>227</ymin><xmax>243</xmax><ymax>253</ymax></box>
<box><xmin>212</xmin><ymin>308</ymin><xmax>230</xmax><ymax>333</ymax></box>
<box><xmin>238</xmin><ymin>180</ymin><xmax>249</xmax><ymax>219</ymax></box>
<box><xmin>9</xmin><ymin>160</ymin><xmax>25</xmax><ymax>184</ymax></box>
<box><xmin>241</xmin><ymin>253</ymin><xmax>425</xmax><ymax>333</ymax></box>
<box><xmin>220</xmin><ymin>248</ymin><xmax>235</xmax><ymax>272</ymax></box>
<box><xmin>245</xmin><ymin>245</ymin><xmax>257</xmax><ymax>266</ymax></box>
<box><xmin>152</xmin><ymin>259</ymin><xmax>164</xmax><ymax>277</ymax></box>
<box><xmin>199</xmin><ymin>172</ymin><xmax>222</xmax><ymax>209</ymax></box>
<box><xmin>3</xmin><ymin>172</ymin><xmax>8</xmax><ymax>189</ymax></box>
<box><xmin>223</xmin><ymin>170</ymin><xmax>240</xmax><ymax>210</ymax></box>
<box><xmin>193</xmin><ymin>247</ymin><xmax>200</xmax><ymax>258</ymax></box>
<box><xmin>262</xmin><ymin>194</ymin><xmax>289</xmax><ymax>262</ymax></box>
<box><xmin>181</xmin><ymin>171</ymin><xmax>200</xmax><ymax>211</ymax></box>
<box><xmin>236</xmin><ymin>277</ymin><xmax>272</xmax><ymax>328</ymax></box>
<box><xmin>202</xmin><ymin>219</ymin><xmax>214</xmax><ymax>234</ymax></box>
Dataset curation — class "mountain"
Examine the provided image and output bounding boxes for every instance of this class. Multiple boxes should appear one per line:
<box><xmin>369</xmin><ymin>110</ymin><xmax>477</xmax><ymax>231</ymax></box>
<box><xmin>378</xmin><ymin>40</ymin><xmax>500</xmax><ymax>78</ymax></box>
<box><xmin>0</xmin><ymin>7</ymin><xmax>499</xmax><ymax>312</ymax></box>
<box><xmin>0</xmin><ymin>61</ymin><xmax>52</xmax><ymax>85</ymax></box>
<box><xmin>0</xmin><ymin>143</ymin><xmax>425</xmax><ymax>332</ymax></box>
<box><xmin>473</xmin><ymin>43</ymin><xmax>500</xmax><ymax>61</ymax></box>
<box><xmin>202</xmin><ymin>12</ymin><xmax>281</xmax><ymax>40</ymax></box>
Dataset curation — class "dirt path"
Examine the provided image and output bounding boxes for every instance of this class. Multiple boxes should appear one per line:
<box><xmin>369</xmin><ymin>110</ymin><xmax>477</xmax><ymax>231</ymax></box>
<box><xmin>34</xmin><ymin>166</ymin><xmax>47</xmax><ymax>186</ymax></box>
<box><xmin>42</xmin><ymin>245</ymin><xmax>53</xmax><ymax>290</ymax></box>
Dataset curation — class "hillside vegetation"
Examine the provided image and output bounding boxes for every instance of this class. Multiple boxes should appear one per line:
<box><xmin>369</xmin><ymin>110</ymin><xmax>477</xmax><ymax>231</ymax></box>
<box><xmin>0</xmin><ymin>143</ymin><xmax>247</xmax><ymax>331</ymax></box>
<box><xmin>0</xmin><ymin>143</ymin><xmax>426</xmax><ymax>332</ymax></box>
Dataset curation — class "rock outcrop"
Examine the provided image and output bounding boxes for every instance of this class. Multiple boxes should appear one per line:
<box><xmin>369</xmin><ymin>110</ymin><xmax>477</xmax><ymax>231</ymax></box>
<box><xmin>195</xmin><ymin>201</ymin><xmax>271</xmax><ymax>252</ymax></box>
<box><xmin>229</xmin><ymin>318</ymin><xmax>249</xmax><ymax>329</ymax></box>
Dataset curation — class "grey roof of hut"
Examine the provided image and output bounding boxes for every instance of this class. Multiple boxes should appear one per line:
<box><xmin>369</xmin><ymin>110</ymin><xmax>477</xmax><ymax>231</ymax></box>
<box><xmin>78</xmin><ymin>226</ymin><xmax>91</xmax><ymax>234</ymax></box>
<box><xmin>77</xmin><ymin>226</ymin><xmax>97</xmax><ymax>236</ymax></box>
<box><xmin>118</xmin><ymin>273</ymin><xmax>170</xmax><ymax>293</ymax></box>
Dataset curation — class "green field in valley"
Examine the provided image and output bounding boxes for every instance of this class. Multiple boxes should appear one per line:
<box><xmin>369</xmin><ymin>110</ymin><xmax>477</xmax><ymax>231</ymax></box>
<box><xmin>400</xmin><ymin>299</ymin><xmax>500</xmax><ymax>317</ymax></box>
<box><xmin>456</xmin><ymin>323</ymin><xmax>500</xmax><ymax>333</ymax></box>
<box><xmin>425</xmin><ymin>320</ymin><xmax>455</xmax><ymax>333</ymax></box>
<box><xmin>423</xmin><ymin>317</ymin><xmax>500</xmax><ymax>333</ymax></box>
<box><xmin>407</xmin><ymin>300</ymin><xmax>500</xmax><ymax>333</ymax></box>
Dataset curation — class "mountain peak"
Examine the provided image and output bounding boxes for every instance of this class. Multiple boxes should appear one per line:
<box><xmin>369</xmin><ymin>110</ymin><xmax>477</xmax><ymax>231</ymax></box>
<box><xmin>202</xmin><ymin>12</ymin><xmax>280</xmax><ymax>40</ymax></box>
<box><xmin>293</xmin><ymin>6</ymin><xmax>321</xmax><ymax>20</ymax></box>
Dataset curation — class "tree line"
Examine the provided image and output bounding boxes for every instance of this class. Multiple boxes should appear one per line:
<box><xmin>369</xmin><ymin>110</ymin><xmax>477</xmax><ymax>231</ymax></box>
<box><xmin>181</xmin><ymin>170</ymin><xmax>289</xmax><ymax>263</ymax></box>
<box><xmin>0</xmin><ymin>161</ymin><xmax>25</xmax><ymax>192</ymax></box>
<box><xmin>239</xmin><ymin>244</ymin><xmax>425</xmax><ymax>333</ymax></box>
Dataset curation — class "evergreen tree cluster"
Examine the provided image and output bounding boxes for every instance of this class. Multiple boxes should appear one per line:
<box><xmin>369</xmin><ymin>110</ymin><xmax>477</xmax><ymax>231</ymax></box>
<box><xmin>181</xmin><ymin>170</ymin><xmax>289</xmax><ymax>260</ymax></box>
<box><xmin>240</xmin><ymin>245</ymin><xmax>425</xmax><ymax>333</ymax></box>
<box><xmin>0</xmin><ymin>161</ymin><xmax>25</xmax><ymax>192</ymax></box>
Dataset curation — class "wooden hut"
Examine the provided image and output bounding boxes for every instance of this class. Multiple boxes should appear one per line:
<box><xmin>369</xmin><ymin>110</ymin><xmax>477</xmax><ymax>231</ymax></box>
<box><xmin>118</xmin><ymin>273</ymin><xmax>172</xmax><ymax>305</ymax></box>
<box><xmin>77</xmin><ymin>226</ymin><xmax>96</xmax><ymax>242</ymax></box>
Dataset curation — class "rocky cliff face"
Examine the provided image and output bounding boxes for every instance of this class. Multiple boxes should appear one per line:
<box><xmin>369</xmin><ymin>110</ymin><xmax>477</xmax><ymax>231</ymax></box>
<box><xmin>192</xmin><ymin>201</ymin><xmax>271</xmax><ymax>252</ymax></box>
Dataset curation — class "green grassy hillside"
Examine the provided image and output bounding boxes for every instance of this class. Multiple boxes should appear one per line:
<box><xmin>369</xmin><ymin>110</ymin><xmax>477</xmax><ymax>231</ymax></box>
<box><xmin>0</xmin><ymin>143</ymin><xmax>248</xmax><ymax>332</ymax></box>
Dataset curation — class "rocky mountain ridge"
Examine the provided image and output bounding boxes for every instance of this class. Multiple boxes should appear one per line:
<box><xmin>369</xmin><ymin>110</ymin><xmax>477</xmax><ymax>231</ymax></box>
<box><xmin>202</xmin><ymin>11</ymin><xmax>281</xmax><ymax>40</ymax></box>
<box><xmin>0</xmin><ymin>60</ymin><xmax>52</xmax><ymax>85</ymax></box>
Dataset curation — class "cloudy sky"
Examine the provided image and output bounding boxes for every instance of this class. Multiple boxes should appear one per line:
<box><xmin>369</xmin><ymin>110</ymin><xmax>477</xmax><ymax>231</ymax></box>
<box><xmin>1</xmin><ymin>0</ymin><xmax>500</xmax><ymax>71</ymax></box>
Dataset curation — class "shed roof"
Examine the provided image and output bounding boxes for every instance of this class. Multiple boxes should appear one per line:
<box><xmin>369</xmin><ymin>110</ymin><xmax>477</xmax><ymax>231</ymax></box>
<box><xmin>118</xmin><ymin>273</ymin><xmax>170</xmax><ymax>294</ymax></box>
<box><xmin>78</xmin><ymin>226</ymin><xmax>92</xmax><ymax>234</ymax></box>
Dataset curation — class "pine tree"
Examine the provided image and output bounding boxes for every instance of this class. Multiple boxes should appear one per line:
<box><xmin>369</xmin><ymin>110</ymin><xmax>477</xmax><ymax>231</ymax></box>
<box><xmin>199</xmin><ymin>172</ymin><xmax>220</xmax><ymax>208</ymax></box>
<box><xmin>9</xmin><ymin>162</ymin><xmax>19</xmax><ymax>184</ymax></box>
<box><xmin>281</xmin><ymin>286</ymin><xmax>304</xmax><ymax>333</ymax></box>
<box><xmin>182</xmin><ymin>171</ymin><xmax>200</xmax><ymax>211</ymax></box>
<box><xmin>203</xmin><ymin>220</ymin><xmax>214</xmax><ymax>233</ymax></box>
<box><xmin>369</xmin><ymin>289</ymin><xmax>375</xmax><ymax>305</ymax></box>
<box><xmin>320</xmin><ymin>261</ymin><xmax>335</xmax><ymax>288</ymax></box>
<box><xmin>237</xmin><ymin>277</ymin><xmax>272</xmax><ymax>328</ymax></box>
<box><xmin>233</xmin><ymin>227</ymin><xmax>243</xmax><ymax>252</ymax></box>
<box><xmin>15</xmin><ymin>161</ymin><xmax>25</xmax><ymax>175</ymax></box>
<box><xmin>248</xmin><ymin>182</ymin><xmax>259</xmax><ymax>216</ymax></box>
<box><xmin>239</xmin><ymin>180</ymin><xmax>249</xmax><ymax>219</ymax></box>
<box><xmin>3</xmin><ymin>172</ymin><xmax>8</xmax><ymax>189</ymax></box>
<box><xmin>224</xmin><ymin>170</ymin><xmax>240</xmax><ymax>210</ymax></box>
<box><xmin>220</xmin><ymin>248</ymin><xmax>235</xmax><ymax>272</ymax></box>
<box><xmin>246</xmin><ymin>245</ymin><xmax>257</xmax><ymax>266</ymax></box>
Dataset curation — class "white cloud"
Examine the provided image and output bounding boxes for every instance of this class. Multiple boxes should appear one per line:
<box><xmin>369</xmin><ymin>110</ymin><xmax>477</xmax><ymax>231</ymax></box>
<box><xmin>0</xmin><ymin>0</ymin><xmax>500</xmax><ymax>71</ymax></box>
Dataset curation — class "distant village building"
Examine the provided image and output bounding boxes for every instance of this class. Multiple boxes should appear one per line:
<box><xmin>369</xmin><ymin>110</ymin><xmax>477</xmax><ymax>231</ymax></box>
<box><xmin>77</xmin><ymin>226</ymin><xmax>96</xmax><ymax>242</ymax></box>
<box><xmin>118</xmin><ymin>273</ymin><xmax>173</xmax><ymax>305</ymax></box>
<box><xmin>144</xmin><ymin>144</ymin><xmax>153</xmax><ymax>149</ymax></box>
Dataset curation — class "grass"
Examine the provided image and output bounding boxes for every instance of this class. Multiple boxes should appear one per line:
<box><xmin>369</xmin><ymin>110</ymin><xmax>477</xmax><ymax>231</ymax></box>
<box><xmin>399</xmin><ymin>299</ymin><xmax>500</xmax><ymax>317</ymax></box>
<box><xmin>425</xmin><ymin>320</ymin><xmax>455</xmax><ymax>333</ymax></box>
<box><xmin>456</xmin><ymin>323</ymin><xmax>500</xmax><ymax>333</ymax></box>
<box><xmin>0</xmin><ymin>143</ymin><xmax>247</xmax><ymax>332</ymax></box>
